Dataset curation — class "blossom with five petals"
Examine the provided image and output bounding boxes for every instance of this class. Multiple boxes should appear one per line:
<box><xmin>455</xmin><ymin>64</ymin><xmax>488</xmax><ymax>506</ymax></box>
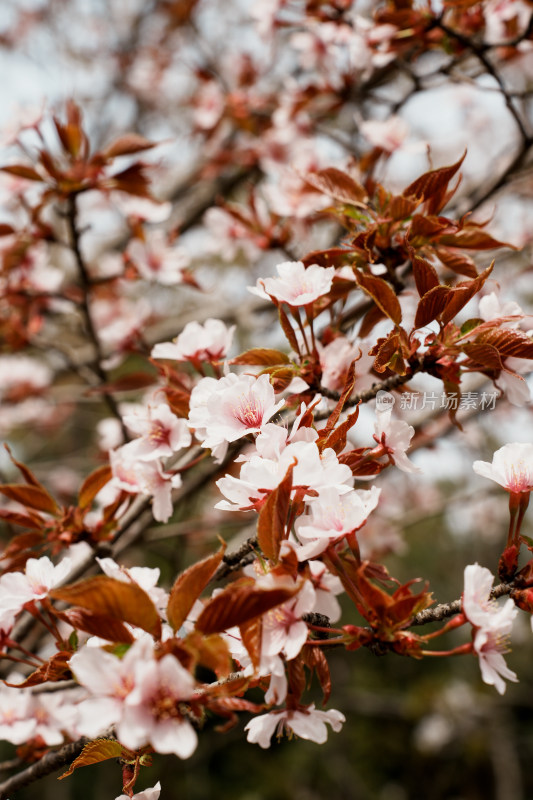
<box><xmin>245</xmin><ymin>703</ymin><xmax>345</xmax><ymax>748</ymax></box>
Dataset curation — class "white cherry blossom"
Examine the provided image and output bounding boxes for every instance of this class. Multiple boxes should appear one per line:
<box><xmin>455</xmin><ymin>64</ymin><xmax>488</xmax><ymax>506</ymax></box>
<box><xmin>122</xmin><ymin>404</ymin><xmax>192</xmax><ymax>461</ymax></box>
<box><xmin>294</xmin><ymin>485</ymin><xmax>381</xmax><ymax>560</ymax></box>
<box><xmin>118</xmin><ymin>654</ymin><xmax>197</xmax><ymax>758</ymax></box>
<box><xmin>0</xmin><ymin>556</ymin><xmax>72</xmax><ymax>615</ymax></box>
<box><xmin>109</xmin><ymin>447</ymin><xmax>182</xmax><ymax>522</ymax></box>
<box><xmin>473</xmin><ymin>443</ymin><xmax>533</xmax><ymax>493</ymax></box>
<box><xmin>188</xmin><ymin>373</ymin><xmax>284</xmax><ymax>454</ymax></box>
<box><xmin>245</xmin><ymin>703</ymin><xmax>345</xmax><ymax>748</ymax></box>
<box><xmin>115</xmin><ymin>782</ymin><xmax>161</xmax><ymax>800</ymax></box>
<box><xmin>215</xmin><ymin>439</ymin><xmax>353</xmax><ymax>512</ymax></box>
<box><xmin>374</xmin><ymin>407</ymin><xmax>421</xmax><ymax>473</ymax></box>
<box><xmin>151</xmin><ymin>318</ymin><xmax>235</xmax><ymax>363</ymax></box>
<box><xmin>462</xmin><ymin>564</ymin><xmax>519</xmax><ymax>695</ymax></box>
<box><xmin>249</xmin><ymin>261</ymin><xmax>335</xmax><ymax>306</ymax></box>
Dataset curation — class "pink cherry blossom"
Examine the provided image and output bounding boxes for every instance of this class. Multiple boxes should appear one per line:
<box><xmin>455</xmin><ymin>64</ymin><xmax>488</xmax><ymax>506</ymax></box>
<box><xmin>118</xmin><ymin>654</ymin><xmax>197</xmax><ymax>758</ymax></box>
<box><xmin>127</xmin><ymin>231</ymin><xmax>189</xmax><ymax>285</ymax></box>
<box><xmin>151</xmin><ymin>318</ymin><xmax>235</xmax><ymax>363</ymax></box>
<box><xmin>294</xmin><ymin>485</ymin><xmax>381</xmax><ymax>560</ymax></box>
<box><xmin>374</xmin><ymin>407</ymin><xmax>421</xmax><ymax>474</ymax></box>
<box><xmin>0</xmin><ymin>683</ymin><xmax>36</xmax><ymax>744</ymax></box>
<box><xmin>308</xmin><ymin>560</ymin><xmax>343</xmax><ymax>623</ymax></box>
<box><xmin>462</xmin><ymin>564</ymin><xmax>518</xmax><ymax>695</ymax></box>
<box><xmin>249</xmin><ymin>261</ymin><xmax>335</xmax><ymax>306</ymax></box>
<box><xmin>245</xmin><ymin>703</ymin><xmax>345</xmax><ymax>748</ymax></box>
<box><xmin>215</xmin><ymin>439</ymin><xmax>353</xmax><ymax>512</ymax></box>
<box><xmin>0</xmin><ymin>556</ymin><xmax>72</xmax><ymax>615</ymax></box>
<box><xmin>261</xmin><ymin>578</ymin><xmax>316</xmax><ymax>661</ymax></box>
<box><xmin>109</xmin><ymin>446</ymin><xmax>182</xmax><ymax>522</ymax></box>
<box><xmin>188</xmin><ymin>373</ymin><xmax>284</xmax><ymax>454</ymax></box>
<box><xmin>473</xmin><ymin>443</ymin><xmax>533</xmax><ymax>493</ymax></box>
<box><xmin>473</xmin><ymin>626</ymin><xmax>519</xmax><ymax>695</ymax></box>
<box><xmin>69</xmin><ymin>640</ymin><xmax>152</xmax><ymax>737</ymax></box>
<box><xmin>115</xmin><ymin>782</ymin><xmax>161</xmax><ymax>800</ymax></box>
<box><xmin>360</xmin><ymin>115</ymin><xmax>409</xmax><ymax>152</ymax></box>
<box><xmin>317</xmin><ymin>336</ymin><xmax>361</xmax><ymax>393</ymax></box>
<box><xmin>122</xmin><ymin>404</ymin><xmax>192</xmax><ymax>461</ymax></box>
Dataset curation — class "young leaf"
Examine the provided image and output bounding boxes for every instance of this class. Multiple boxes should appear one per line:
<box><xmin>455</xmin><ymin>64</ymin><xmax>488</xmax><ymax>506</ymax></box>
<box><xmin>229</xmin><ymin>348</ymin><xmax>290</xmax><ymax>367</ymax></box>
<box><xmin>78</xmin><ymin>465</ymin><xmax>112</xmax><ymax>511</ymax></box>
<box><xmin>354</xmin><ymin>270</ymin><xmax>402</xmax><ymax>325</ymax></box>
<box><xmin>195</xmin><ymin>582</ymin><xmax>297</xmax><ymax>635</ymax></box>
<box><xmin>304</xmin><ymin>167</ymin><xmax>367</xmax><ymax>207</ymax></box>
<box><xmin>104</xmin><ymin>133</ymin><xmax>156</xmax><ymax>159</ymax></box>
<box><xmin>167</xmin><ymin>541</ymin><xmax>226</xmax><ymax>633</ymax></box>
<box><xmin>0</xmin><ymin>484</ymin><xmax>60</xmax><ymax>516</ymax></box>
<box><xmin>257</xmin><ymin>463</ymin><xmax>294</xmax><ymax>561</ymax></box>
<box><xmin>51</xmin><ymin>576</ymin><xmax>162</xmax><ymax>639</ymax></box>
<box><xmin>59</xmin><ymin>739</ymin><xmax>127</xmax><ymax>780</ymax></box>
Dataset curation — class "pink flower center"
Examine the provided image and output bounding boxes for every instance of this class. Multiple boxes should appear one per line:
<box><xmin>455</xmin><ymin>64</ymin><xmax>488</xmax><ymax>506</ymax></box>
<box><xmin>149</xmin><ymin>421</ymin><xmax>171</xmax><ymax>447</ymax></box>
<box><xmin>234</xmin><ymin>396</ymin><xmax>264</xmax><ymax>428</ymax></box>
<box><xmin>505</xmin><ymin>462</ymin><xmax>531</xmax><ymax>492</ymax></box>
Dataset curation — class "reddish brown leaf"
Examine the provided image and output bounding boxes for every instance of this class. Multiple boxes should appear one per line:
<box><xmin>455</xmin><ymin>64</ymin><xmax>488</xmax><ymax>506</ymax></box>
<box><xmin>318</xmin><ymin>361</ymin><xmax>357</xmax><ymax>445</ymax></box>
<box><xmin>51</xmin><ymin>576</ymin><xmax>162</xmax><ymax>639</ymax></box>
<box><xmin>355</xmin><ymin>270</ymin><xmax>402</xmax><ymax>325</ymax></box>
<box><xmin>301</xmin><ymin>248</ymin><xmax>356</xmax><ymax>269</ymax></box>
<box><xmin>0</xmin><ymin>164</ymin><xmax>43</xmax><ymax>182</ymax></box>
<box><xmin>184</xmin><ymin>631</ymin><xmax>232</xmax><ymax>678</ymax></box>
<box><xmin>461</xmin><ymin>342</ymin><xmax>504</xmax><ymax>371</ymax></box>
<box><xmin>0</xmin><ymin>484</ymin><xmax>60</xmax><ymax>516</ymax></box>
<box><xmin>196</xmin><ymin>582</ymin><xmax>297</xmax><ymax>635</ymax></box>
<box><xmin>167</xmin><ymin>542</ymin><xmax>226</xmax><ymax>633</ymax></box>
<box><xmin>358</xmin><ymin>304</ymin><xmax>385</xmax><ymax>338</ymax></box>
<box><xmin>59</xmin><ymin>739</ymin><xmax>127</xmax><ymax>780</ymax></box>
<box><xmin>278</xmin><ymin>306</ymin><xmax>300</xmax><ymax>353</ymax></box>
<box><xmin>239</xmin><ymin>616</ymin><xmax>263</xmax><ymax>670</ymax></box>
<box><xmin>108</xmin><ymin>163</ymin><xmax>152</xmax><ymax>198</ymax></box>
<box><xmin>6</xmin><ymin>651</ymin><xmax>71</xmax><ymax>687</ymax></box>
<box><xmin>57</xmin><ymin>608</ymin><xmax>135</xmax><ymax>644</ymax></box>
<box><xmin>78</xmin><ymin>465</ymin><xmax>112</xmax><ymax>511</ymax></box>
<box><xmin>0</xmin><ymin>508</ymin><xmax>44</xmax><ymax>530</ymax></box>
<box><xmin>403</xmin><ymin>152</ymin><xmax>466</xmax><ymax>203</ymax></box>
<box><xmin>304</xmin><ymin>168</ymin><xmax>367</xmax><ymax>206</ymax></box>
<box><xmin>104</xmin><ymin>133</ymin><xmax>157</xmax><ymax>159</ymax></box>
<box><xmin>439</xmin><ymin>263</ymin><xmax>493</xmax><ymax>325</ymax></box>
<box><xmin>434</xmin><ymin>246</ymin><xmax>478</xmax><ymax>278</ymax></box>
<box><xmin>410</xmin><ymin>253</ymin><xmax>440</xmax><ymax>297</ymax></box>
<box><xmin>438</xmin><ymin>228</ymin><xmax>514</xmax><ymax>251</ymax></box>
<box><xmin>480</xmin><ymin>328</ymin><xmax>533</xmax><ymax>360</ymax></box>
<box><xmin>414</xmin><ymin>285</ymin><xmax>450</xmax><ymax>328</ymax></box>
<box><xmin>229</xmin><ymin>348</ymin><xmax>290</xmax><ymax>367</ymax></box>
<box><xmin>257</xmin><ymin>464</ymin><xmax>294</xmax><ymax>561</ymax></box>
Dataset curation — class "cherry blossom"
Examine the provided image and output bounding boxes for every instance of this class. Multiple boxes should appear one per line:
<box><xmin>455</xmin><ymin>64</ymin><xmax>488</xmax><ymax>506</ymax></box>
<box><xmin>215</xmin><ymin>439</ymin><xmax>353</xmax><ymax>512</ymax></box>
<box><xmin>473</xmin><ymin>443</ymin><xmax>533</xmax><ymax>493</ymax></box>
<box><xmin>118</xmin><ymin>654</ymin><xmax>197</xmax><ymax>758</ymax></box>
<box><xmin>127</xmin><ymin>231</ymin><xmax>189</xmax><ymax>286</ymax></box>
<box><xmin>374</xmin><ymin>407</ymin><xmax>421</xmax><ymax>474</ymax></box>
<box><xmin>69</xmin><ymin>639</ymin><xmax>153</xmax><ymax>737</ymax></box>
<box><xmin>294</xmin><ymin>485</ymin><xmax>381</xmax><ymax>560</ymax></box>
<box><xmin>261</xmin><ymin>577</ymin><xmax>316</xmax><ymax>661</ymax></box>
<box><xmin>122</xmin><ymin>404</ymin><xmax>192</xmax><ymax>461</ymax></box>
<box><xmin>308</xmin><ymin>560</ymin><xmax>343</xmax><ymax>623</ymax></box>
<box><xmin>360</xmin><ymin>115</ymin><xmax>409</xmax><ymax>152</ymax></box>
<box><xmin>188</xmin><ymin>373</ymin><xmax>284</xmax><ymax>455</ymax></box>
<box><xmin>0</xmin><ymin>682</ymin><xmax>36</xmax><ymax>744</ymax></box>
<box><xmin>462</xmin><ymin>564</ymin><xmax>519</xmax><ymax>695</ymax></box>
<box><xmin>249</xmin><ymin>261</ymin><xmax>335</xmax><ymax>306</ymax></box>
<box><xmin>244</xmin><ymin>703</ymin><xmax>345</xmax><ymax>748</ymax></box>
<box><xmin>317</xmin><ymin>336</ymin><xmax>361</xmax><ymax>393</ymax></box>
<box><xmin>115</xmin><ymin>783</ymin><xmax>161</xmax><ymax>800</ymax></box>
<box><xmin>0</xmin><ymin>556</ymin><xmax>72</xmax><ymax>615</ymax></box>
<box><xmin>151</xmin><ymin>318</ymin><xmax>235</xmax><ymax>363</ymax></box>
<box><xmin>109</xmin><ymin>447</ymin><xmax>182</xmax><ymax>522</ymax></box>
